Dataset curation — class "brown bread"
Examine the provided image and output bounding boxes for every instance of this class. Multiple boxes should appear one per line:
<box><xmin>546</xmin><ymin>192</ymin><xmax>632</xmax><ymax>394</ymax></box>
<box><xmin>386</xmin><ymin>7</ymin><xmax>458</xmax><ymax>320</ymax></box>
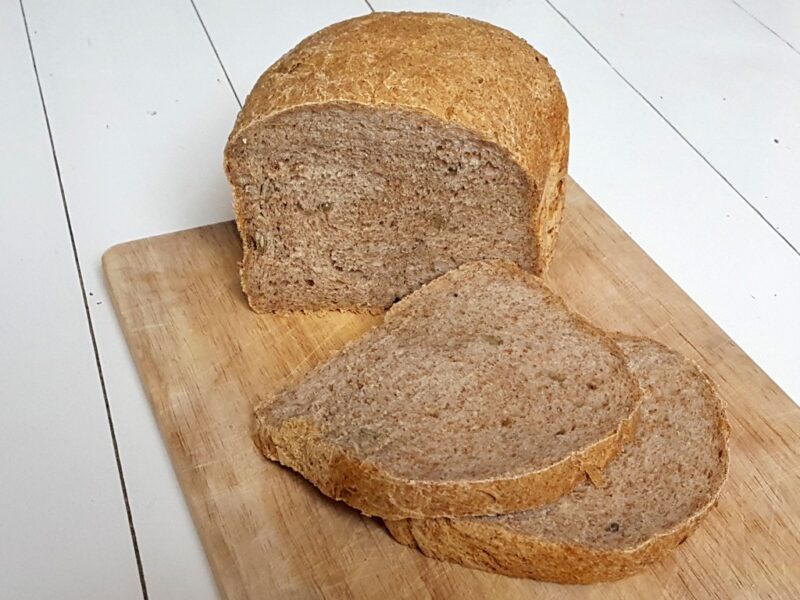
<box><xmin>254</xmin><ymin>261</ymin><xmax>640</xmax><ymax>519</ymax></box>
<box><xmin>224</xmin><ymin>12</ymin><xmax>569</xmax><ymax>313</ymax></box>
<box><xmin>386</xmin><ymin>336</ymin><xmax>730</xmax><ymax>583</ymax></box>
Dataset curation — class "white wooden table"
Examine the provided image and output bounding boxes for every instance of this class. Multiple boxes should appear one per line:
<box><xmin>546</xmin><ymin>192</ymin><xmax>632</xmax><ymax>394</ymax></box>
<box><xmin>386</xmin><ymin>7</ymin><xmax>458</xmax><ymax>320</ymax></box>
<box><xmin>2</xmin><ymin>1</ymin><xmax>798</xmax><ymax>598</ymax></box>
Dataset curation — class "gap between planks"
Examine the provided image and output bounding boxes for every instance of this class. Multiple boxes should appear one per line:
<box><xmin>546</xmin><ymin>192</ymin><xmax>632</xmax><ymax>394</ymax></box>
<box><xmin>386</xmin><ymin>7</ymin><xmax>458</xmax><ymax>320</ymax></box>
<box><xmin>542</xmin><ymin>0</ymin><xmax>800</xmax><ymax>258</ymax></box>
<box><xmin>17</xmin><ymin>1</ymin><xmax>149</xmax><ymax>598</ymax></box>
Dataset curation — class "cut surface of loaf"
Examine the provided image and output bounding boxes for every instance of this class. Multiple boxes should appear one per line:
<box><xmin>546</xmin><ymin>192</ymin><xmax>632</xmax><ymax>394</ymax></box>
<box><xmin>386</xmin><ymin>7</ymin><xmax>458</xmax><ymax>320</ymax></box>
<box><xmin>254</xmin><ymin>261</ymin><xmax>640</xmax><ymax>519</ymax></box>
<box><xmin>386</xmin><ymin>336</ymin><xmax>730</xmax><ymax>583</ymax></box>
<box><xmin>225</xmin><ymin>12</ymin><xmax>569</xmax><ymax>313</ymax></box>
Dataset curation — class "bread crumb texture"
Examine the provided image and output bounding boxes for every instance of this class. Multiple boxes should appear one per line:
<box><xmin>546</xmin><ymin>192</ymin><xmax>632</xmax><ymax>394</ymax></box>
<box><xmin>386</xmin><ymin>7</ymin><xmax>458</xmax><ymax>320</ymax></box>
<box><xmin>255</xmin><ymin>261</ymin><xmax>640</xmax><ymax>519</ymax></box>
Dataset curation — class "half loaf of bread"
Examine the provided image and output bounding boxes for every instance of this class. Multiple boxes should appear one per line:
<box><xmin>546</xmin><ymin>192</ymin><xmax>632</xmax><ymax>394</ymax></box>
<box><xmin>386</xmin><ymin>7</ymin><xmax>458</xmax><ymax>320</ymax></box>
<box><xmin>385</xmin><ymin>335</ymin><xmax>730</xmax><ymax>583</ymax></box>
<box><xmin>224</xmin><ymin>12</ymin><xmax>569</xmax><ymax>313</ymax></box>
<box><xmin>254</xmin><ymin>261</ymin><xmax>640</xmax><ymax>519</ymax></box>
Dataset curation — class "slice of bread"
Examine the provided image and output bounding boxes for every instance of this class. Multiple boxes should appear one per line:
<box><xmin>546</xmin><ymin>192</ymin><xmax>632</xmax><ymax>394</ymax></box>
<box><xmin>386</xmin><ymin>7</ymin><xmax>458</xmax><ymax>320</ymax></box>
<box><xmin>254</xmin><ymin>261</ymin><xmax>640</xmax><ymax>519</ymax></box>
<box><xmin>224</xmin><ymin>12</ymin><xmax>569</xmax><ymax>314</ymax></box>
<box><xmin>385</xmin><ymin>336</ymin><xmax>730</xmax><ymax>583</ymax></box>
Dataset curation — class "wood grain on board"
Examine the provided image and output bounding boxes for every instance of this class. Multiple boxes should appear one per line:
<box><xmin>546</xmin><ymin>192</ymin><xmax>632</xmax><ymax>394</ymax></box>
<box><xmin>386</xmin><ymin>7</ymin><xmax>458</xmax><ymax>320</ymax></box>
<box><xmin>103</xmin><ymin>179</ymin><xmax>800</xmax><ymax>599</ymax></box>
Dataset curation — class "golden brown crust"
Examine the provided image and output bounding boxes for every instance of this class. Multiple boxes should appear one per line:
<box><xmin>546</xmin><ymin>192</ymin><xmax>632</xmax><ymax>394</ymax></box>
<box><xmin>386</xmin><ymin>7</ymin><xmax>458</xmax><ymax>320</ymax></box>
<box><xmin>384</xmin><ymin>502</ymin><xmax>719</xmax><ymax>584</ymax></box>
<box><xmin>534</xmin><ymin>120</ymin><xmax>569</xmax><ymax>272</ymax></box>
<box><xmin>225</xmin><ymin>12</ymin><xmax>569</xmax><ymax>296</ymax></box>
<box><xmin>255</xmin><ymin>405</ymin><xmax>638</xmax><ymax>520</ymax></box>
<box><xmin>253</xmin><ymin>261</ymin><xmax>641</xmax><ymax>519</ymax></box>
<box><xmin>227</xmin><ymin>12</ymin><xmax>567</xmax><ymax>191</ymax></box>
<box><xmin>384</xmin><ymin>335</ymin><xmax>731</xmax><ymax>583</ymax></box>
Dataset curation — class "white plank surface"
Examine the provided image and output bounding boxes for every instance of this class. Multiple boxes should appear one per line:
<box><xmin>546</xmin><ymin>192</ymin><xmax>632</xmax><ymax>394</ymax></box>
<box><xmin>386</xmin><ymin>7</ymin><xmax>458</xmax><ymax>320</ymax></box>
<box><xmin>373</xmin><ymin>0</ymin><xmax>800</xmax><ymax>403</ymax></box>
<box><xmin>19</xmin><ymin>0</ymin><xmax>237</xmax><ymax>597</ymax></box>
<box><xmin>0</xmin><ymin>3</ymin><xmax>142</xmax><ymax>599</ymax></box>
<box><xmin>548</xmin><ymin>0</ymin><xmax>800</xmax><ymax>251</ymax></box>
<box><xmin>733</xmin><ymin>0</ymin><xmax>800</xmax><ymax>53</ymax></box>
<box><xmin>5</xmin><ymin>0</ymin><xmax>800</xmax><ymax>597</ymax></box>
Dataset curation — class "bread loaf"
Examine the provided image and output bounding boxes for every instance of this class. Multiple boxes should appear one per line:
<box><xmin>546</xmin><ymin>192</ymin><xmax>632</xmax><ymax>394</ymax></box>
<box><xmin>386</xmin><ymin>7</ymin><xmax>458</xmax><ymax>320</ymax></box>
<box><xmin>224</xmin><ymin>12</ymin><xmax>569</xmax><ymax>313</ymax></box>
<box><xmin>254</xmin><ymin>261</ymin><xmax>640</xmax><ymax>519</ymax></box>
<box><xmin>385</xmin><ymin>336</ymin><xmax>730</xmax><ymax>583</ymax></box>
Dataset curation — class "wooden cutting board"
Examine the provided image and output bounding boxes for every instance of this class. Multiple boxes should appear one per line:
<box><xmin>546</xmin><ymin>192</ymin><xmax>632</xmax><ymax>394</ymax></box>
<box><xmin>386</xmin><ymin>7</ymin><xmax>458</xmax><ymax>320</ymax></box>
<box><xmin>104</xmin><ymin>179</ymin><xmax>800</xmax><ymax>599</ymax></box>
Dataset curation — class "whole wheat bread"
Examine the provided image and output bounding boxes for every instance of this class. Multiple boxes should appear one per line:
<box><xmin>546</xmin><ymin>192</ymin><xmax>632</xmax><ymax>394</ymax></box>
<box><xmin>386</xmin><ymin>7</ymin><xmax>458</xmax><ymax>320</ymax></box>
<box><xmin>224</xmin><ymin>12</ymin><xmax>569</xmax><ymax>314</ymax></box>
<box><xmin>254</xmin><ymin>261</ymin><xmax>640</xmax><ymax>519</ymax></box>
<box><xmin>385</xmin><ymin>335</ymin><xmax>730</xmax><ymax>583</ymax></box>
